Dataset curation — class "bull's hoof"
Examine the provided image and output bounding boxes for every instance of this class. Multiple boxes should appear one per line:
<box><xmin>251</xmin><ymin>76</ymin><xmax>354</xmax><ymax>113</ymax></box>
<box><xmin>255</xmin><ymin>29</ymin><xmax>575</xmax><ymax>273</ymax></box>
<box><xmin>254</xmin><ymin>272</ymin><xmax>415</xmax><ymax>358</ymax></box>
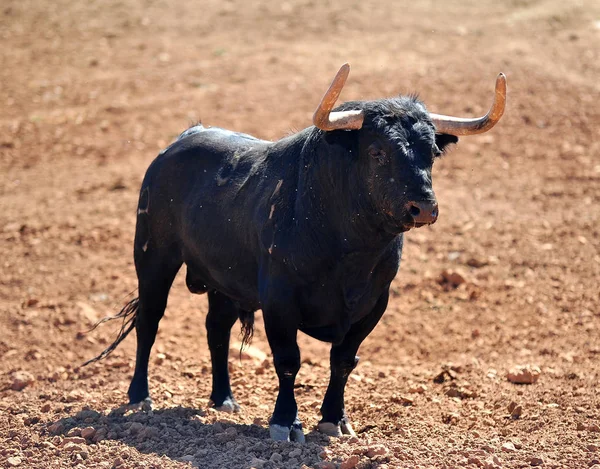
<box><xmin>128</xmin><ymin>397</ymin><xmax>153</xmax><ymax>412</ymax></box>
<box><xmin>317</xmin><ymin>419</ymin><xmax>357</xmax><ymax>437</ymax></box>
<box><xmin>211</xmin><ymin>397</ymin><xmax>241</xmax><ymax>413</ymax></box>
<box><xmin>269</xmin><ymin>422</ymin><xmax>305</xmax><ymax>443</ymax></box>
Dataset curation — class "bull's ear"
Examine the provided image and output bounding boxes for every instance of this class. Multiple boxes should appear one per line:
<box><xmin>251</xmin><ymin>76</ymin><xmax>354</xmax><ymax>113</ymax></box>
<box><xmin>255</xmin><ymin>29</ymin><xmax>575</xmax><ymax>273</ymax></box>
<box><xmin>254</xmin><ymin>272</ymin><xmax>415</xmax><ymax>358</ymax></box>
<box><xmin>435</xmin><ymin>133</ymin><xmax>459</xmax><ymax>154</ymax></box>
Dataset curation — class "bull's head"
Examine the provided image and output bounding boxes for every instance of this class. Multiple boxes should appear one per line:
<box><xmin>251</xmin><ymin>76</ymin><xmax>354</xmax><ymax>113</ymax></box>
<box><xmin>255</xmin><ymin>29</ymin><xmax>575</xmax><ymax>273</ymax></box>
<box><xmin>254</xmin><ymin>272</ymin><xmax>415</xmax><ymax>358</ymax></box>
<box><xmin>312</xmin><ymin>63</ymin><xmax>506</xmax><ymax>233</ymax></box>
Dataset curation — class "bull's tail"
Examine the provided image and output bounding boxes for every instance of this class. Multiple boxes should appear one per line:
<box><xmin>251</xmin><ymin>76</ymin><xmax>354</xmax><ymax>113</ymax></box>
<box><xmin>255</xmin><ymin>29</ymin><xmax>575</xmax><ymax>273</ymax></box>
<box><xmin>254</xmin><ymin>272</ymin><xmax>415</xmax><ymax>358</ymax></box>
<box><xmin>82</xmin><ymin>297</ymin><xmax>140</xmax><ymax>366</ymax></box>
<box><xmin>239</xmin><ymin>309</ymin><xmax>255</xmax><ymax>350</ymax></box>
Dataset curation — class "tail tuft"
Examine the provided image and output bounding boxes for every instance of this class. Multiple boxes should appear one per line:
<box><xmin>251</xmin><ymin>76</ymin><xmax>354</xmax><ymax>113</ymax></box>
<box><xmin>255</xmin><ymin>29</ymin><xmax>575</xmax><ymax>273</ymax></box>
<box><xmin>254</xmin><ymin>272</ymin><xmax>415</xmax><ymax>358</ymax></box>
<box><xmin>238</xmin><ymin>309</ymin><xmax>255</xmax><ymax>351</ymax></box>
<box><xmin>82</xmin><ymin>298</ymin><xmax>140</xmax><ymax>366</ymax></box>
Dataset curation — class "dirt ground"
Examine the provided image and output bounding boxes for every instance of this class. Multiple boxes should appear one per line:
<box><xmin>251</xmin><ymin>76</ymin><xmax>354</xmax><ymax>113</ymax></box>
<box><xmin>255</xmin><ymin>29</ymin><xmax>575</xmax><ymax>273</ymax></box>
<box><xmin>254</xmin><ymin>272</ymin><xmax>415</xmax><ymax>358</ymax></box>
<box><xmin>1</xmin><ymin>0</ymin><xmax>599</xmax><ymax>468</ymax></box>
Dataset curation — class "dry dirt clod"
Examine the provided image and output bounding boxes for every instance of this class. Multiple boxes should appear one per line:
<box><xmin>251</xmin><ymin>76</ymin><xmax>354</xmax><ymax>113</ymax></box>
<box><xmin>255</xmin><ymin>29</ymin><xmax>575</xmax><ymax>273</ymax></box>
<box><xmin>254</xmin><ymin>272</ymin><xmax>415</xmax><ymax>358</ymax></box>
<box><xmin>507</xmin><ymin>365</ymin><xmax>541</xmax><ymax>384</ymax></box>
<box><xmin>340</xmin><ymin>455</ymin><xmax>360</xmax><ymax>469</ymax></box>
<box><xmin>589</xmin><ymin>424</ymin><xmax>600</xmax><ymax>432</ymax></box>
<box><xmin>10</xmin><ymin>371</ymin><xmax>35</xmax><ymax>391</ymax></box>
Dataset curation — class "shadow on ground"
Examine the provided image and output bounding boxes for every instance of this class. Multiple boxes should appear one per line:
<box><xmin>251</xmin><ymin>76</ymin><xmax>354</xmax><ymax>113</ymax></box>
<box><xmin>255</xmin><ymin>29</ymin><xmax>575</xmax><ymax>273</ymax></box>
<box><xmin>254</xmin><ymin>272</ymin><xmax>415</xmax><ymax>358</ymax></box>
<box><xmin>47</xmin><ymin>405</ymin><xmax>329</xmax><ymax>468</ymax></box>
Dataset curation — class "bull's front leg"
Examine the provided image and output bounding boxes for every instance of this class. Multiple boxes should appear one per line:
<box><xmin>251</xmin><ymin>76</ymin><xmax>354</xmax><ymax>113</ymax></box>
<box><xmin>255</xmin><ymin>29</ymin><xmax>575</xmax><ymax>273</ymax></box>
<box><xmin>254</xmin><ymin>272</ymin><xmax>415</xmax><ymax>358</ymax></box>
<box><xmin>262</xmin><ymin>300</ymin><xmax>304</xmax><ymax>442</ymax></box>
<box><xmin>318</xmin><ymin>291</ymin><xmax>389</xmax><ymax>437</ymax></box>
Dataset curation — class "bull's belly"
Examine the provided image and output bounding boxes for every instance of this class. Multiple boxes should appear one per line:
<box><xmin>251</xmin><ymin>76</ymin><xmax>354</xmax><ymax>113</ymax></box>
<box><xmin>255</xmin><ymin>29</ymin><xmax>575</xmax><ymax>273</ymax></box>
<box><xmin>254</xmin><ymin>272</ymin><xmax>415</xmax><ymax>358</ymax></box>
<box><xmin>296</xmin><ymin>285</ymin><xmax>381</xmax><ymax>344</ymax></box>
<box><xmin>184</xmin><ymin>260</ymin><xmax>261</xmax><ymax>311</ymax></box>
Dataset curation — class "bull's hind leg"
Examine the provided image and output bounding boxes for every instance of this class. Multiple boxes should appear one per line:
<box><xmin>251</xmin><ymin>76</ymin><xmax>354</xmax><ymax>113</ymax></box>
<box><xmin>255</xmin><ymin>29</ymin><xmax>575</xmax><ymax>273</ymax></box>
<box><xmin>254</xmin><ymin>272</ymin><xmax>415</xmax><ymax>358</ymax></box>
<box><xmin>127</xmin><ymin>252</ymin><xmax>182</xmax><ymax>406</ymax></box>
<box><xmin>206</xmin><ymin>290</ymin><xmax>244</xmax><ymax>412</ymax></box>
<box><xmin>318</xmin><ymin>291</ymin><xmax>389</xmax><ymax>437</ymax></box>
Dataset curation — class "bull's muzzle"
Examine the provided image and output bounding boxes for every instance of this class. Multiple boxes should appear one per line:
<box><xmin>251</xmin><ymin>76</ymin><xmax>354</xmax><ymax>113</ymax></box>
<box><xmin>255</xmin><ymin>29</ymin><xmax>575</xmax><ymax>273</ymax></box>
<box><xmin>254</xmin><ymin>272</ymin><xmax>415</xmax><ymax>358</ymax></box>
<box><xmin>407</xmin><ymin>200</ymin><xmax>439</xmax><ymax>226</ymax></box>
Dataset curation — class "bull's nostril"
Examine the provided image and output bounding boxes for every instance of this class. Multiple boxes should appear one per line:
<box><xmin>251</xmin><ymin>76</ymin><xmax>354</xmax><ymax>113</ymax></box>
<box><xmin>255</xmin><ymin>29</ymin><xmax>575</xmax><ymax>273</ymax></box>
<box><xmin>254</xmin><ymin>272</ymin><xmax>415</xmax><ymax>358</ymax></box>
<box><xmin>431</xmin><ymin>208</ymin><xmax>438</xmax><ymax>218</ymax></box>
<box><xmin>409</xmin><ymin>204</ymin><xmax>421</xmax><ymax>218</ymax></box>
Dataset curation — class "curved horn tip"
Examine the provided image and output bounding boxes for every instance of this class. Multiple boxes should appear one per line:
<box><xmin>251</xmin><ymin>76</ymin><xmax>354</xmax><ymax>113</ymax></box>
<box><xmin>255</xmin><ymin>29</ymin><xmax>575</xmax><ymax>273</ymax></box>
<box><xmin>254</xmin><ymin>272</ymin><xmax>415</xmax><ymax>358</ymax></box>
<box><xmin>496</xmin><ymin>73</ymin><xmax>507</xmax><ymax>90</ymax></box>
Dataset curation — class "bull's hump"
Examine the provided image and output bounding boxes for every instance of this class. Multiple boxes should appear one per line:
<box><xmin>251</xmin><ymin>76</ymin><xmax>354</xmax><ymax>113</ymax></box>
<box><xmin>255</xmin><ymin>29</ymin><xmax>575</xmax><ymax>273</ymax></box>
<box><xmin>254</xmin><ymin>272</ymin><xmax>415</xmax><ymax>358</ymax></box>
<box><xmin>179</xmin><ymin>125</ymin><xmax>268</xmax><ymax>145</ymax></box>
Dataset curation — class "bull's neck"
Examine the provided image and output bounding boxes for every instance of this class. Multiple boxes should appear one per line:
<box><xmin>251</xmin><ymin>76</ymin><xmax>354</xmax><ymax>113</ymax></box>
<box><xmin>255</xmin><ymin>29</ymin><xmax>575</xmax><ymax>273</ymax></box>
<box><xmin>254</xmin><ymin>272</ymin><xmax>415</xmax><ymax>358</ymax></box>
<box><xmin>291</xmin><ymin>129</ymin><xmax>396</xmax><ymax>256</ymax></box>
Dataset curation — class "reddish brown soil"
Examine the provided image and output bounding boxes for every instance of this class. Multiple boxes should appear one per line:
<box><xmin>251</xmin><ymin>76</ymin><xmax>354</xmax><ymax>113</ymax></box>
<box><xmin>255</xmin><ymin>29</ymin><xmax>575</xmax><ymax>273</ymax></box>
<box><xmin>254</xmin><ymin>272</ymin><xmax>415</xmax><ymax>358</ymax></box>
<box><xmin>1</xmin><ymin>1</ymin><xmax>599</xmax><ymax>468</ymax></box>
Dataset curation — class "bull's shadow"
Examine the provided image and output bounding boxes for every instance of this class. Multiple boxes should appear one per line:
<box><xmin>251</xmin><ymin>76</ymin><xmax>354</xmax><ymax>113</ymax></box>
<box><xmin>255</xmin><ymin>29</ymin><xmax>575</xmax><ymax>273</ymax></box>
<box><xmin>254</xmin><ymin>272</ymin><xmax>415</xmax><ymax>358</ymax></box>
<box><xmin>49</xmin><ymin>406</ymin><xmax>329</xmax><ymax>469</ymax></box>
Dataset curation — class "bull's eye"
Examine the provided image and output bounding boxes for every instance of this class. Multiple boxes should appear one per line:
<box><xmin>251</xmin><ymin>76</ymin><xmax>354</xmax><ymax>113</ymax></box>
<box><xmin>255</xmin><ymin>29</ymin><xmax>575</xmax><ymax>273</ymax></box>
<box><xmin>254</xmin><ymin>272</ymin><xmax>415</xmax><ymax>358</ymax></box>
<box><xmin>369</xmin><ymin>147</ymin><xmax>387</xmax><ymax>165</ymax></box>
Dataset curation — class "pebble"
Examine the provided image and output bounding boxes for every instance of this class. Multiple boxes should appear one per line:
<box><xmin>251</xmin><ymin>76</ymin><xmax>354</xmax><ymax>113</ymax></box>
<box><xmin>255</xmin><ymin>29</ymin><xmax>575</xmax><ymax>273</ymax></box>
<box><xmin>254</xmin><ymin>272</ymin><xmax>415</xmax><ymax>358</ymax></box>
<box><xmin>530</xmin><ymin>457</ymin><xmax>544</xmax><ymax>466</ymax></box>
<box><xmin>230</xmin><ymin>342</ymin><xmax>268</xmax><ymax>361</ymax></box>
<box><xmin>270</xmin><ymin>452</ymin><xmax>282</xmax><ymax>463</ymax></box>
<box><xmin>128</xmin><ymin>422</ymin><xmax>143</xmax><ymax>434</ymax></box>
<box><xmin>48</xmin><ymin>422</ymin><xmax>64</xmax><ymax>434</ymax></box>
<box><xmin>7</xmin><ymin>457</ymin><xmax>22</xmax><ymax>467</ymax></box>
<box><xmin>10</xmin><ymin>371</ymin><xmax>35</xmax><ymax>391</ymax></box>
<box><xmin>507</xmin><ymin>365</ymin><xmax>541</xmax><ymax>384</ymax></box>
<box><xmin>62</xmin><ymin>442</ymin><xmax>84</xmax><ymax>453</ymax></box>
<box><xmin>318</xmin><ymin>462</ymin><xmax>336</xmax><ymax>469</ymax></box>
<box><xmin>60</xmin><ymin>437</ymin><xmax>86</xmax><ymax>446</ymax></box>
<box><xmin>366</xmin><ymin>444</ymin><xmax>388</xmax><ymax>458</ymax></box>
<box><xmin>589</xmin><ymin>424</ymin><xmax>600</xmax><ymax>432</ymax></box>
<box><xmin>81</xmin><ymin>427</ymin><xmax>96</xmax><ymax>440</ymax></box>
<box><xmin>249</xmin><ymin>458</ymin><xmax>266</xmax><ymax>469</ymax></box>
<box><xmin>501</xmin><ymin>442</ymin><xmax>517</xmax><ymax>453</ymax></box>
<box><xmin>409</xmin><ymin>384</ymin><xmax>428</xmax><ymax>393</ymax></box>
<box><xmin>288</xmin><ymin>448</ymin><xmax>302</xmax><ymax>458</ymax></box>
<box><xmin>340</xmin><ymin>455</ymin><xmax>360</xmax><ymax>469</ymax></box>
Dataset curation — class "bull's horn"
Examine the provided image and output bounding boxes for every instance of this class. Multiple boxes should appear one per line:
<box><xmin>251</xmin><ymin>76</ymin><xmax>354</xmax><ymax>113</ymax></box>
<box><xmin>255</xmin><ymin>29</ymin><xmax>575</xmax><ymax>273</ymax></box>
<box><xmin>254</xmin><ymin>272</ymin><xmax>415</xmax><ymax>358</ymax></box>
<box><xmin>430</xmin><ymin>73</ymin><xmax>507</xmax><ymax>136</ymax></box>
<box><xmin>313</xmin><ymin>63</ymin><xmax>364</xmax><ymax>131</ymax></box>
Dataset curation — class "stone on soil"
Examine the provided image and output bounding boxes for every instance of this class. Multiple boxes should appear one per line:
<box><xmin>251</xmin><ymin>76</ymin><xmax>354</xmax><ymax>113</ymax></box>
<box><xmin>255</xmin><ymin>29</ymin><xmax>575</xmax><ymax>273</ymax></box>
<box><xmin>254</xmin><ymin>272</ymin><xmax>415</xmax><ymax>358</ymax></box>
<box><xmin>507</xmin><ymin>365</ymin><xmax>541</xmax><ymax>384</ymax></box>
<box><xmin>10</xmin><ymin>371</ymin><xmax>35</xmax><ymax>391</ymax></box>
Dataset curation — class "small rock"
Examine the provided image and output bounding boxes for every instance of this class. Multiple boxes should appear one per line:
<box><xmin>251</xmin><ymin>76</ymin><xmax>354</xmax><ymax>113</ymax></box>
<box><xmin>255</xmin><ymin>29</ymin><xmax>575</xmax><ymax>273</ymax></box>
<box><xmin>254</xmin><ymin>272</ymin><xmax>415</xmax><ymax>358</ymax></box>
<box><xmin>507</xmin><ymin>365</ymin><xmax>541</xmax><ymax>384</ymax></box>
<box><xmin>577</xmin><ymin>422</ymin><xmax>587</xmax><ymax>431</ymax></box>
<box><xmin>62</xmin><ymin>442</ymin><xmax>84</xmax><ymax>453</ymax></box>
<box><xmin>501</xmin><ymin>442</ymin><xmax>517</xmax><ymax>453</ymax></box>
<box><xmin>318</xmin><ymin>462</ymin><xmax>336</xmax><ymax>469</ymax></box>
<box><xmin>7</xmin><ymin>457</ymin><xmax>22</xmax><ymax>467</ymax></box>
<box><xmin>230</xmin><ymin>342</ymin><xmax>268</xmax><ymax>361</ymax></box>
<box><xmin>128</xmin><ymin>422</ymin><xmax>143</xmax><ymax>435</ymax></box>
<box><xmin>408</xmin><ymin>384</ymin><xmax>428</xmax><ymax>394</ymax></box>
<box><xmin>270</xmin><ymin>452</ymin><xmax>282</xmax><ymax>463</ymax></box>
<box><xmin>289</xmin><ymin>449</ymin><xmax>302</xmax><ymax>458</ymax></box>
<box><xmin>249</xmin><ymin>458</ymin><xmax>266</xmax><ymax>469</ymax></box>
<box><xmin>340</xmin><ymin>455</ymin><xmax>360</xmax><ymax>469</ymax></box>
<box><xmin>438</xmin><ymin>269</ymin><xmax>468</xmax><ymax>289</ymax></box>
<box><xmin>48</xmin><ymin>422</ymin><xmax>64</xmax><ymax>434</ymax></box>
<box><xmin>81</xmin><ymin>427</ymin><xmax>96</xmax><ymax>440</ymax></box>
<box><xmin>588</xmin><ymin>444</ymin><xmax>598</xmax><ymax>452</ymax></box>
<box><xmin>589</xmin><ymin>424</ymin><xmax>600</xmax><ymax>432</ymax></box>
<box><xmin>530</xmin><ymin>457</ymin><xmax>544</xmax><ymax>466</ymax></box>
<box><xmin>366</xmin><ymin>444</ymin><xmax>388</xmax><ymax>458</ymax></box>
<box><xmin>41</xmin><ymin>403</ymin><xmax>51</xmax><ymax>412</ymax></box>
<box><xmin>11</xmin><ymin>371</ymin><xmax>35</xmax><ymax>391</ymax></box>
<box><xmin>510</xmin><ymin>404</ymin><xmax>523</xmax><ymax>419</ymax></box>
<box><xmin>61</xmin><ymin>437</ymin><xmax>86</xmax><ymax>446</ymax></box>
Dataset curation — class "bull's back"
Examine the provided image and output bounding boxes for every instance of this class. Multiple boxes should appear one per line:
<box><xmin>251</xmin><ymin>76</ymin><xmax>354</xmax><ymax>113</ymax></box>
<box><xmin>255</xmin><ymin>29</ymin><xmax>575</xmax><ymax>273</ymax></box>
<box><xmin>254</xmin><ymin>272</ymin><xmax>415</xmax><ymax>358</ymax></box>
<box><xmin>136</xmin><ymin>125</ymin><xmax>272</xmax><ymax>307</ymax></box>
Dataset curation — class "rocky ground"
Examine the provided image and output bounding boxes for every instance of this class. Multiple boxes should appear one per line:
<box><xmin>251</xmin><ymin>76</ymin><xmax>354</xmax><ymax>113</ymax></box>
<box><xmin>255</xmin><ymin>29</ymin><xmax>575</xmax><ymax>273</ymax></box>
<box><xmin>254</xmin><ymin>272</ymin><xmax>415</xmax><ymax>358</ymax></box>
<box><xmin>1</xmin><ymin>0</ymin><xmax>599</xmax><ymax>467</ymax></box>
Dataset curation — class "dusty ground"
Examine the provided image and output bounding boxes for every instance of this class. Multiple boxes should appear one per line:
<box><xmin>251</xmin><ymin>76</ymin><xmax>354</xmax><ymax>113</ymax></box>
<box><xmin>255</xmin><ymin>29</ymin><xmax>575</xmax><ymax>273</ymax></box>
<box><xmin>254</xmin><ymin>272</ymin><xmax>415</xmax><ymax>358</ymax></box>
<box><xmin>1</xmin><ymin>0</ymin><xmax>599</xmax><ymax>468</ymax></box>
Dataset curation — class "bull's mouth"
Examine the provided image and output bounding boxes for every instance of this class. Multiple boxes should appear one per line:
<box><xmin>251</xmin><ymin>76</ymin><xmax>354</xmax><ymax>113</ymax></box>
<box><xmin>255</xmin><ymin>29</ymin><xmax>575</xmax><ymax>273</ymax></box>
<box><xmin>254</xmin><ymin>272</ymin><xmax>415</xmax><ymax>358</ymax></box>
<box><xmin>402</xmin><ymin>220</ymin><xmax>432</xmax><ymax>231</ymax></box>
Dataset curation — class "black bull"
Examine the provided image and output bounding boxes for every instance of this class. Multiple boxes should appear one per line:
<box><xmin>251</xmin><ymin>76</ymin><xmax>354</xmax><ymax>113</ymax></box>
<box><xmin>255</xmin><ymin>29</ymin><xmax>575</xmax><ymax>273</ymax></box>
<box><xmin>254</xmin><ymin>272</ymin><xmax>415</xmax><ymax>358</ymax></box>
<box><xmin>85</xmin><ymin>65</ymin><xmax>506</xmax><ymax>442</ymax></box>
